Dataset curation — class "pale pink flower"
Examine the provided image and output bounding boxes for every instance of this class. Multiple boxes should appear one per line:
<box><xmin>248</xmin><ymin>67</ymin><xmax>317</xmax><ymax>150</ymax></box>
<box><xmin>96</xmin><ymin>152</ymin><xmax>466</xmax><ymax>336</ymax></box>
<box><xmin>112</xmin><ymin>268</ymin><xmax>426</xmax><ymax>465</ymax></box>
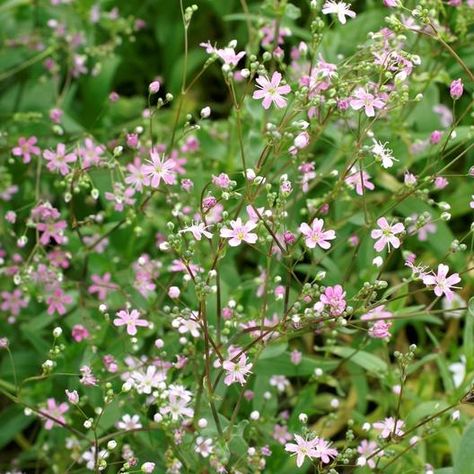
<box><xmin>114</xmin><ymin>309</ymin><xmax>149</xmax><ymax>335</ymax></box>
<box><xmin>143</xmin><ymin>151</ymin><xmax>176</xmax><ymax>187</ymax></box>
<box><xmin>40</xmin><ymin>398</ymin><xmax>69</xmax><ymax>430</ymax></box>
<box><xmin>220</xmin><ymin>218</ymin><xmax>258</xmax><ymax>246</ymax></box>
<box><xmin>273</xmin><ymin>424</ymin><xmax>293</xmax><ymax>444</ymax></box>
<box><xmin>368</xmin><ymin>320</ymin><xmax>392</xmax><ymax>338</ymax></box>
<box><xmin>223</xmin><ymin>353</ymin><xmax>253</xmax><ymax>386</ymax></box>
<box><xmin>125</xmin><ymin>157</ymin><xmax>150</xmax><ymax>191</ymax></box>
<box><xmin>116</xmin><ymin>414</ymin><xmax>142</xmax><ymax>431</ymax></box>
<box><xmin>361</xmin><ymin>305</ymin><xmax>392</xmax><ymax>320</ymax></box>
<box><xmin>422</xmin><ymin>264</ymin><xmax>461</xmax><ymax>302</ymax></box>
<box><xmin>373</xmin><ymin>417</ymin><xmax>405</xmax><ymax>438</ymax></box>
<box><xmin>181</xmin><ymin>222</ymin><xmax>213</xmax><ymax>240</ymax></box>
<box><xmin>313</xmin><ymin>437</ymin><xmax>338</xmax><ymax>464</ymax></box>
<box><xmin>43</xmin><ymin>143</ymin><xmax>77</xmax><ymax>175</ymax></box>
<box><xmin>253</xmin><ymin>71</ymin><xmax>291</xmax><ymax>109</ymax></box>
<box><xmin>80</xmin><ymin>365</ymin><xmax>97</xmax><ymax>386</ymax></box>
<box><xmin>345</xmin><ymin>167</ymin><xmax>375</xmax><ymax>195</ymax></box>
<box><xmin>216</xmin><ymin>47</ymin><xmax>245</xmax><ymax>66</ymax></box>
<box><xmin>371</xmin><ymin>217</ymin><xmax>405</xmax><ymax>252</ymax></box>
<box><xmin>450</xmin><ymin>78</ymin><xmax>463</xmax><ymax>100</ymax></box>
<box><xmin>322</xmin><ymin>1</ymin><xmax>356</xmax><ymax>24</ymax></box>
<box><xmin>46</xmin><ymin>288</ymin><xmax>72</xmax><ymax>315</ymax></box>
<box><xmin>88</xmin><ymin>273</ymin><xmax>118</xmax><ymax>300</ymax></box>
<box><xmin>65</xmin><ymin>389</ymin><xmax>79</xmax><ymax>404</ymax></box>
<box><xmin>357</xmin><ymin>440</ymin><xmax>382</xmax><ymax>468</ymax></box>
<box><xmin>12</xmin><ymin>136</ymin><xmax>40</xmax><ymax>163</ymax></box>
<box><xmin>78</xmin><ymin>138</ymin><xmax>104</xmax><ymax>168</ymax></box>
<box><xmin>285</xmin><ymin>435</ymin><xmax>318</xmax><ymax>468</ymax></box>
<box><xmin>350</xmin><ymin>88</ymin><xmax>385</xmax><ymax>117</ymax></box>
<box><xmin>299</xmin><ymin>218</ymin><xmax>336</xmax><ymax>250</ymax></box>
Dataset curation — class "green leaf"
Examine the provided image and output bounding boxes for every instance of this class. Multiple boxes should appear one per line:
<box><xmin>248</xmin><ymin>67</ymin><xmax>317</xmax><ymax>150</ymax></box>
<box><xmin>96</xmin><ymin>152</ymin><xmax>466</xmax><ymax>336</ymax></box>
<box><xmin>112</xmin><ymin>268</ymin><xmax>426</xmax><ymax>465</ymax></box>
<box><xmin>260</xmin><ymin>343</ymin><xmax>287</xmax><ymax>359</ymax></box>
<box><xmin>329</xmin><ymin>346</ymin><xmax>388</xmax><ymax>375</ymax></box>
<box><xmin>454</xmin><ymin>421</ymin><xmax>474</xmax><ymax>474</ymax></box>
<box><xmin>0</xmin><ymin>406</ymin><xmax>33</xmax><ymax>450</ymax></box>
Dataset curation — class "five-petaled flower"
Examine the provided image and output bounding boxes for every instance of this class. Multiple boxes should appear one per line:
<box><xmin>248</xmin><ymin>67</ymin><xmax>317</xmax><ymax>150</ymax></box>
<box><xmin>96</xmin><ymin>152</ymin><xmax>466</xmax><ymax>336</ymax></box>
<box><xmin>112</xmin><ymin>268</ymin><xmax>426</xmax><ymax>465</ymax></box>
<box><xmin>143</xmin><ymin>151</ymin><xmax>176</xmax><ymax>188</ymax></box>
<box><xmin>220</xmin><ymin>218</ymin><xmax>258</xmax><ymax>246</ymax></box>
<box><xmin>299</xmin><ymin>218</ymin><xmax>336</xmax><ymax>249</ymax></box>
<box><xmin>422</xmin><ymin>264</ymin><xmax>461</xmax><ymax>302</ymax></box>
<box><xmin>253</xmin><ymin>71</ymin><xmax>291</xmax><ymax>110</ymax></box>
<box><xmin>40</xmin><ymin>398</ymin><xmax>69</xmax><ymax>430</ymax></box>
<box><xmin>350</xmin><ymin>88</ymin><xmax>385</xmax><ymax>117</ymax></box>
<box><xmin>43</xmin><ymin>143</ymin><xmax>77</xmax><ymax>176</ymax></box>
<box><xmin>322</xmin><ymin>1</ymin><xmax>356</xmax><ymax>24</ymax></box>
<box><xmin>12</xmin><ymin>136</ymin><xmax>40</xmax><ymax>163</ymax></box>
<box><xmin>371</xmin><ymin>218</ymin><xmax>405</xmax><ymax>252</ymax></box>
<box><xmin>223</xmin><ymin>353</ymin><xmax>253</xmax><ymax>386</ymax></box>
<box><xmin>114</xmin><ymin>308</ymin><xmax>149</xmax><ymax>336</ymax></box>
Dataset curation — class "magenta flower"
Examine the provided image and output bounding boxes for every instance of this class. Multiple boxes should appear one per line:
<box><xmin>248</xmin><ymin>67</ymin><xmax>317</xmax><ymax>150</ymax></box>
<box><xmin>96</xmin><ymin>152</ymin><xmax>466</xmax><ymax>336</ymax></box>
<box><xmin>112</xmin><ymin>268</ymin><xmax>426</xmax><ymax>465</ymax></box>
<box><xmin>88</xmin><ymin>273</ymin><xmax>118</xmax><ymax>300</ymax></box>
<box><xmin>12</xmin><ymin>136</ymin><xmax>40</xmax><ymax>163</ymax></box>
<box><xmin>371</xmin><ymin>217</ymin><xmax>405</xmax><ymax>252</ymax></box>
<box><xmin>299</xmin><ymin>218</ymin><xmax>336</xmax><ymax>250</ymax></box>
<box><xmin>322</xmin><ymin>1</ymin><xmax>356</xmax><ymax>24</ymax></box>
<box><xmin>143</xmin><ymin>151</ymin><xmax>176</xmax><ymax>187</ymax></box>
<box><xmin>368</xmin><ymin>320</ymin><xmax>392</xmax><ymax>339</ymax></box>
<box><xmin>1</xmin><ymin>289</ymin><xmax>28</xmax><ymax>316</ymax></box>
<box><xmin>253</xmin><ymin>71</ymin><xmax>291</xmax><ymax>110</ymax></box>
<box><xmin>223</xmin><ymin>353</ymin><xmax>253</xmax><ymax>386</ymax></box>
<box><xmin>40</xmin><ymin>398</ymin><xmax>69</xmax><ymax>430</ymax></box>
<box><xmin>43</xmin><ymin>143</ymin><xmax>77</xmax><ymax>175</ymax></box>
<box><xmin>422</xmin><ymin>264</ymin><xmax>461</xmax><ymax>302</ymax></box>
<box><xmin>320</xmin><ymin>285</ymin><xmax>346</xmax><ymax>316</ymax></box>
<box><xmin>114</xmin><ymin>308</ymin><xmax>149</xmax><ymax>336</ymax></box>
<box><xmin>220</xmin><ymin>218</ymin><xmax>258</xmax><ymax>246</ymax></box>
<box><xmin>350</xmin><ymin>88</ymin><xmax>385</xmax><ymax>117</ymax></box>
<box><xmin>285</xmin><ymin>435</ymin><xmax>319</xmax><ymax>468</ymax></box>
<box><xmin>71</xmin><ymin>324</ymin><xmax>89</xmax><ymax>342</ymax></box>
<box><xmin>47</xmin><ymin>288</ymin><xmax>72</xmax><ymax>315</ymax></box>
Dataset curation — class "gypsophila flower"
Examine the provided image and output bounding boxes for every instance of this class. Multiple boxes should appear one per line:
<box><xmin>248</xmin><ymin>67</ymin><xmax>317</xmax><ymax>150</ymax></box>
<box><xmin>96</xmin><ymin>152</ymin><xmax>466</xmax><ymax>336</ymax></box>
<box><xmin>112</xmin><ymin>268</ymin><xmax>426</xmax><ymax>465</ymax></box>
<box><xmin>253</xmin><ymin>71</ymin><xmax>291</xmax><ymax>109</ymax></box>
<box><xmin>299</xmin><ymin>218</ymin><xmax>336</xmax><ymax>249</ymax></box>
<box><xmin>220</xmin><ymin>218</ymin><xmax>258</xmax><ymax>246</ymax></box>
<box><xmin>371</xmin><ymin>218</ymin><xmax>405</xmax><ymax>252</ymax></box>
<box><xmin>114</xmin><ymin>309</ymin><xmax>149</xmax><ymax>336</ymax></box>
<box><xmin>322</xmin><ymin>1</ymin><xmax>356</xmax><ymax>24</ymax></box>
<box><xmin>422</xmin><ymin>264</ymin><xmax>461</xmax><ymax>302</ymax></box>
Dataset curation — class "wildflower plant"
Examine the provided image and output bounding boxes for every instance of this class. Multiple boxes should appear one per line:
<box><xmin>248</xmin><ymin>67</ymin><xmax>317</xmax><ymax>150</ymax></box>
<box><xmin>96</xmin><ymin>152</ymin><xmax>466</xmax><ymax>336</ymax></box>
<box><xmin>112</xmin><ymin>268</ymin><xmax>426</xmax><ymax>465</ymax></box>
<box><xmin>0</xmin><ymin>0</ymin><xmax>473</xmax><ymax>473</ymax></box>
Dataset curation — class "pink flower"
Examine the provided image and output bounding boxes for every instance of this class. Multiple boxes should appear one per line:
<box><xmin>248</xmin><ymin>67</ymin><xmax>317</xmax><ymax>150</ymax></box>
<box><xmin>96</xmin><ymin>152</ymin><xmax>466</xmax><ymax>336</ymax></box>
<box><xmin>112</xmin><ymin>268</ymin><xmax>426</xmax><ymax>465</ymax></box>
<box><xmin>320</xmin><ymin>285</ymin><xmax>346</xmax><ymax>316</ymax></box>
<box><xmin>350</xmin><ymin>88</ymin><xmax>385</xmax><ymax>117</ymax></box>
<box><xmin>422</xmin><ymin>264</ymin><xmax>461</xmax><ymax>302</ymax></box>
<box><xmin>357</xmin><ymin>440</ymin><xmax>382</xmax><ymax>468</ymax></box>
<box><xmin>253</xmin><ymin>71</ymin><xmax>291</xmax><ymax>110</ymax></box>
<box><xmin>368</xmin><ymin>320</ymin><xmax>392</xmax><ymax>338</ymax></box>
<box><xmin>322</xmin><ymin>1</ymin><xmax>356</xmax><ymax>24</ymax></box>
<box><xmin>65</xmin><ymin>390</ymin><xmax>79</xmax><ymax>404</ymax></box>
<box><xmin>80</xmin><ymin>365</ymin><xmax>97</xmax><ymax>386</ymax></box>
<box><xmin>220</xmin><ymin>218</ymin><xmax>258</xmax><ymax>246</ymax></box>
<box><xmin>37</xmin><ymin>220</ymin><xmax>67</xmax><ymax>245</ymax></box>
<box><xmin>1</xmin><ymin>289</ymin><xmax>28</xmax><ymax>316</ymax></box>
<box><xmin>88</xmin><ymin>273</ymin><xmax>117</xmax><ymax>300</ymax></box>
<box><xmin>78</xmin><ymin>138</ymin><xmax>105</xmax><ymax>169</ymax></box>
<box><xmin>47</xmin><ymin>288</ymin><xmax>72</xmax><ymax>315</ymax></box>
<box><xmin>450</xmin><ymin>78</ymin><xmax>463</xmax><ymax>100</ymax></box>
<box><xmin>40</xmin><ymin>398</ymin><xmax>69</xmax><ymax>430</ymax></box>
<box><xmin>125</xmin><ymin>158</ymin><xmax>150</xmax><ymax>191</ymax></box>
<box><xmin>371</xmin><ymin>217</ymin><xmax>405</xmax><ymax>252</ymax></box>
<box><xmin>345</xmin><ymin>167</ymin><xmax>375</xmax><ymax>195</ymax></box>
<box><xmin>12</xmin><ymin>136</ymin><xmax>40</xmax><ymax>163</ymax></box>
<box><xmin>222</xmin><ymin>353</ymin><xmax>253</xmax><ymax>385</ymax></box>
<box><xmin>373</xmin><ymin>417</ymin><xmax>405</xmax><ymax>438</ymax></box>
<box><xmin>149</xmin><ymin>80</ymin><xmax>161</xmax><ymax>94</ymax></box>
<box><xmin>313</xmin><ymin>437</ymin><xmax>338</xmax><ymax>464</ymax></box>
<box><xmin>299</xmin><ymin>218</ymin><xmax>336</xmax><ymax>250</ymax></box>
<box><xmin>143</xmin><ymin>151</ymin><xmax>176</xmax><ymax>187</ymax></box>
<box><xmin>114</xmin><ymin>308</ymin><xmax>149</xmax><ymax>335</ymax></box>
<box><xmin>361</xmin><ymin>305</ymin><xmax>392</xmax><ymax>321</ymax></box>
<box><xmin>273</xmin><ymin>424</ymin><xmax>293</xmax><ymax>444</ymax></box>
<box><xmin>43</xmin><ymin>143</ymin><xmax>77</xmax><ymax>175</ymax></box>
<box><xmin>216</xmin><ymin>47</ymin><xmax>246</xmax><ymax>66</ymax></box>
<box><xmin>71</xmin><ymin>324</ymin><xmax>89</xmax><ymax>342</ymax></box>
<box><xmin>212</xmin><ymin>172</ymin><xmax>231</xmax><ymax>189</ymax></box>
<box><xmin>285</xmin><ymin>435</ymin><xmax>319</xmax><ymax>468</ymax></box>
<box><xmin>181</xmin><ymin>222</ymin><xmax>213</xmax><ymax>240</ymax></box>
